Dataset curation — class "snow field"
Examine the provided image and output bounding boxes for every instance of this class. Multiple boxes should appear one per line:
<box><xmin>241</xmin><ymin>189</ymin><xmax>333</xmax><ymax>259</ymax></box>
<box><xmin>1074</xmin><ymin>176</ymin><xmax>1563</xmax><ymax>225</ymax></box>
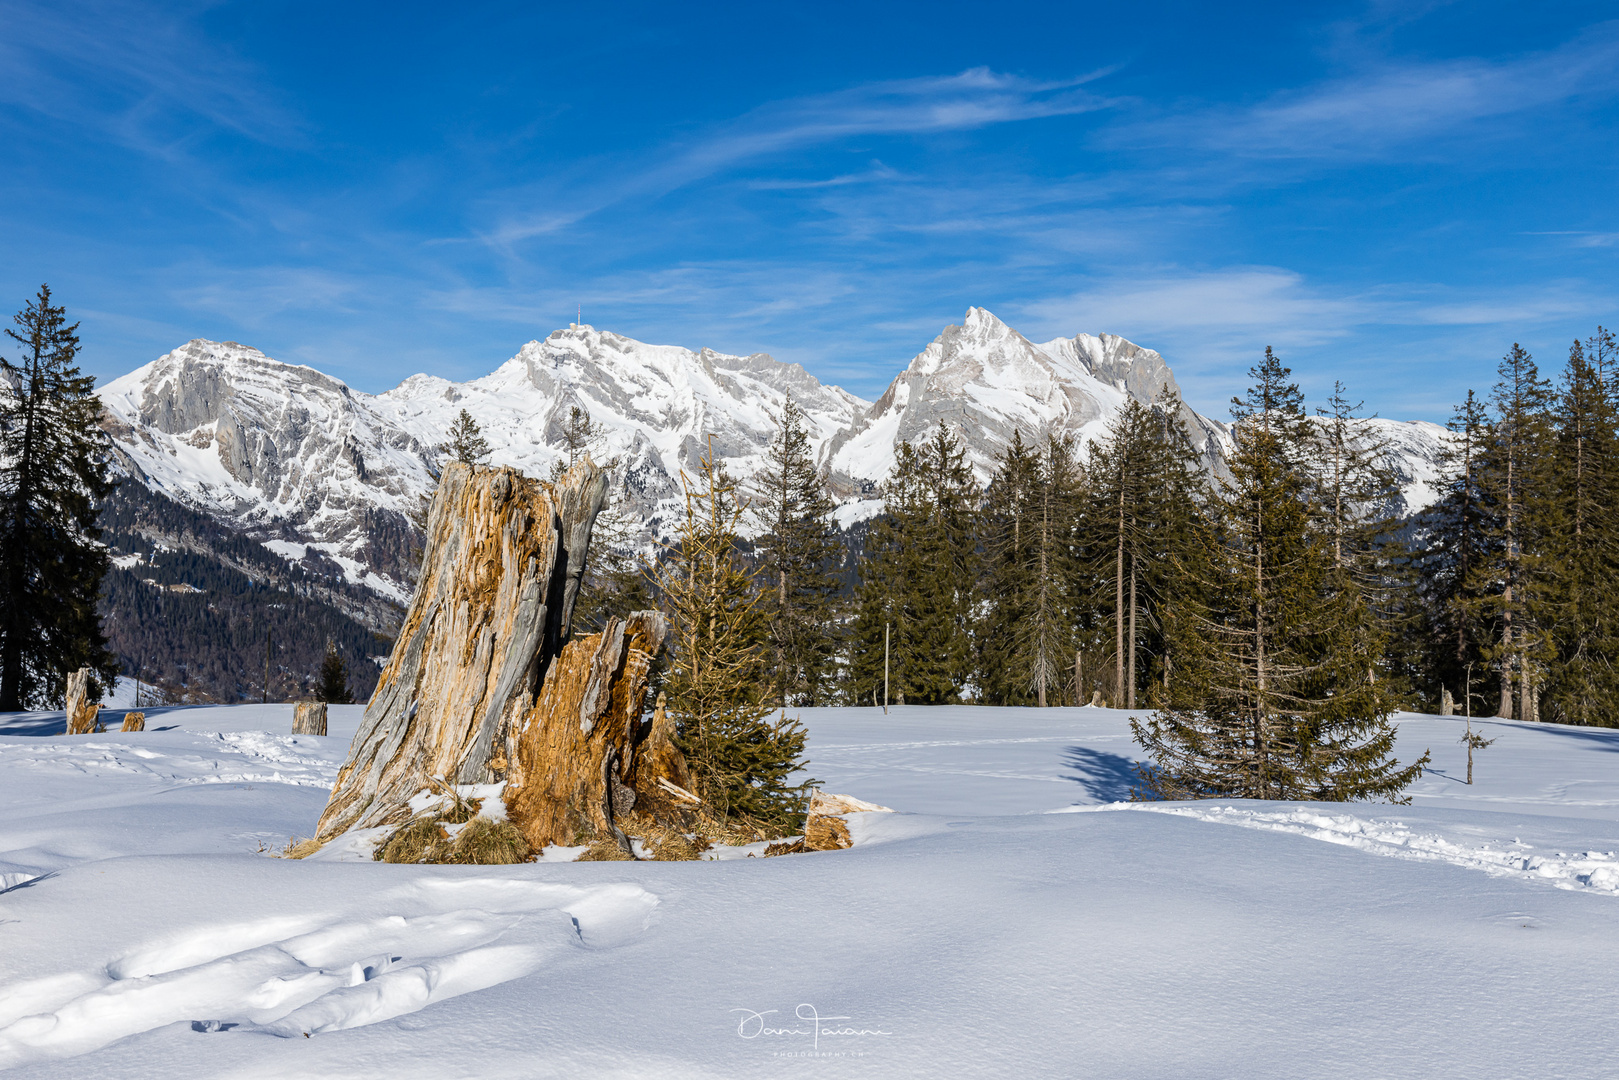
<box><xmin>1</xmin><ymin>703</ymin><xmax>1618</xmax><ymax>1077</ymax></box>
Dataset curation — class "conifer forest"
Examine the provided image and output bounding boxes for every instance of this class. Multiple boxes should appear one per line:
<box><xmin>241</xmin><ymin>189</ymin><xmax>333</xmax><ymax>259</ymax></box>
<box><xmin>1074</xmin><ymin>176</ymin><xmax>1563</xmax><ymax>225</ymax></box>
<box><xmin>727</xmin><ymin>331</ymin><xmax>1619</xmax><ymax>801</ymax></box>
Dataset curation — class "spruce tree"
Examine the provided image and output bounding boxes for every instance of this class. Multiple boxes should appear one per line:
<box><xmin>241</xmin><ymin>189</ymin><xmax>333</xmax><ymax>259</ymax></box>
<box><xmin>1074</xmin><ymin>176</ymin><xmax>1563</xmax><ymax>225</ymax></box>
<box><xmin>979</xmin><ymin>429</ymin><xmax>1046</xmax><ymax>706</ymax></box>
<box><xmin>754</xmin><ymin>395</ymin><xmax>842</xmax><ymax>707</ymax></box>
<box><xmin>1132</xmin><ymin>349</ymin><xmax>1427</xmax><ymax>802</ymax></box>
<box><xmin>1463</xmin><ymin>345</ymin><xmax>1556</xmax><ymax>721</ymax></box>
<box><xmin>851</xmin><ymin>422</ymin><xmax>980</xmax><ymax>705</ymax></box>
<box><xmin>1083</xmin><ymin>392</ymin><xmax>1204</xmax><ymax>708</ymax></box>
<box><xmin>317</xmin><ymin>644</ymin><xmax>354</xmax><ymax>704</ymax></box>
<box><xmin>1311</xmin><ymin>384</ymin><xmax>1414</xmax><ymax>704</ymax></box>
<box><xmin>654</xmin><ymin>442</ymin><xmax>810</xmax><ymax>833</ymax></box>
<box><xmin>1413</xmin><ymin>390</ymin><xmax>1496</xmax><ymax>710</ymax></box>
<box><xmin>446</xmin><ymin>409</ymin><xmax>491</xmax><ymax>466</ymax></box>
<box><xmin>558</xmin><ymin>405</ymin><xmax>604</xmax><ymax>469</ymax></box>
<box><xmin>1542</xmin><ymin>330</ymin><xmax>1619</xmax><ymax>726</ymax></box>
<box><xmin>0</xmin><ymin>286</ymin><xmax>116</xmax><ymax>710</ymax></box>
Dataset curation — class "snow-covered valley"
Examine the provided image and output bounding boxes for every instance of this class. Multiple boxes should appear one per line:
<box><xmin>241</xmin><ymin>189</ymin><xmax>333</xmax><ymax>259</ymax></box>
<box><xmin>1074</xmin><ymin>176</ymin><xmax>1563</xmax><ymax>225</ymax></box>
<box><xmin>2</xmin><ymin>704</ymin><xmax>1615</xmax><ymax>1077</ymax></box>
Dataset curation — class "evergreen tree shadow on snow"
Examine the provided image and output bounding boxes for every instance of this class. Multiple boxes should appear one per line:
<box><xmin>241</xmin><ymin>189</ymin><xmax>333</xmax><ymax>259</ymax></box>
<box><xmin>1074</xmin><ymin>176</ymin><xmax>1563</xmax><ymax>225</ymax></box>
<box><xmin>1060</xmin><ymin>746</ymin><xmax>1142</xmax><ymax>803</ymax></box>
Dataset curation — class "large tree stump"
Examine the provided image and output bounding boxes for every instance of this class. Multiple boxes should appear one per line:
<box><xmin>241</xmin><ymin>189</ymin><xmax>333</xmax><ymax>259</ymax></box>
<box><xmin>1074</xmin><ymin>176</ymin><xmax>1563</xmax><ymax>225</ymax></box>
<box><xmin>293</xmin><ymin>702</ymin><xmax>328</xmax><ymax>735</ymax></box>
<box><xmin>120</xmin><ymin>712</ymin><xmax>146</xmax><ymax>732</ymax></box>
<box><xmin>313</xmin><ymin>459</ymin><xmax>687</xmax><ymax>854</ymax></box>
<box><xmin>64</xmin><ymin>668</ymin><xmax>99</xmax><ymax>735</ymax></box>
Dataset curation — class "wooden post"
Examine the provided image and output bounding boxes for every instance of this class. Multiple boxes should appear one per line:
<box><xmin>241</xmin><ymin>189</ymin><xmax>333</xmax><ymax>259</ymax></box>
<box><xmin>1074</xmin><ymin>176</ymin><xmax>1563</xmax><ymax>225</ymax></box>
<box><xmin>293</xmin><ymin>701</ymin><xmax>328</xmax><ymax>736</ymax></box>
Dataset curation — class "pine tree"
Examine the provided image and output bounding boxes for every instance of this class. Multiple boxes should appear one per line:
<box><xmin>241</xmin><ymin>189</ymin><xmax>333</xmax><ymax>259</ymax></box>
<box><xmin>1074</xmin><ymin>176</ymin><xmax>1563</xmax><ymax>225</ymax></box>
<box><xmin>1413</xmin><ymin>390</ymin><xmax>1495</xmax><ymax>711</ymax></box>
<box><xmin>851</xmin><ymin>422</ymin><xmax>980</xmax><ymax>706</ymax></box>
<box><xmin>754</xmin><ymin>395</ymin><xmax>842</xmax><ymax>707</ymax></box>
<box><xmin>317</xmin><ymin>643</ymin><xmax>354</xmax><ymax>704</ymax></box>
<box><xmin>558</xmin><ymin>405</ymin><xmax>604</xmax><ymax>469</ymax></box>
<box><xmin>1542</xmin><ymin>330</ymin><xmax>1619</xmax><ymax>726</ymax></box>
<box><xmin>446</xmin><ymin>409</ymin><xmax>491</xmax><ymax>466</ymax></box>
<box><xmin>979</xmin><ymin>430</ymin><xmax>1045</xmax><ymax>706</ymax></box>
<box><xmin>653</xmin><ymin>441</ymin><xmax>810</xmax><ymax>833</ymax></box>
<box><xmin>1311</xmin><ymin>384</ymin><xmax>1414</xmax><ymax>703</ymax></box>
<box><xmin>1463</xmin><ymin>345</ymin><xmax>1556</xmax><ymax>721</ymax></box>
<box><xmin>1133</xmin><ymin>349</ymin><xmax>1426</xmax><ymax>802</ymax></box>
<box><xmin>1082</xmin><ymin>392</ymin><xmax>1204</xmax><ymax>708</ymax></box>
<box><xmin>0</xmin><ymin>286</ymin><xmax>116</xmax><ymax>710</ymax></box>
<box><xmin>981</xmin><ymin>430</ymin><xmax>1081</xmax><ymax>706</ymax></box>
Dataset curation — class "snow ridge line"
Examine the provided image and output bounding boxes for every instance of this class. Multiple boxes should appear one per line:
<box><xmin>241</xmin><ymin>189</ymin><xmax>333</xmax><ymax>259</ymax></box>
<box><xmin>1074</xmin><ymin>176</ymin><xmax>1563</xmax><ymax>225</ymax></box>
<box><xmin>1066</xmin><ymin>804</ymin><xmax>1619</xmax><ymax>894</ymax></box>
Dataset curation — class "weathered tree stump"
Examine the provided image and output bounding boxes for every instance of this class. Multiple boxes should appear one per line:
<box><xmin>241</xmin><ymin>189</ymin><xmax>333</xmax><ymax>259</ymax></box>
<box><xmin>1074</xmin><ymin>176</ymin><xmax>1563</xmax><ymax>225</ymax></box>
<box><xmin>313</xmin><ymin>459</ymin><xmax>688</xmax><ymax>857</ymax></box>
<box><xmin>64</xmin><ymin>668</ymin><xmax>99</xmax><ymax>735</ymax></box>
<box><xmin>293</xmin><ymin>701</ymin><xmax>328</xmax><ymax>736</ymax></box>
<box><xmin>802</xmin><ymin>791</ymin><xmax>894</xmax><ymax>851</ymax></box>
<box><xmin>120</xmin><ymin>712</ymin><xmax>146</xmax><ymax>732</ymax></box>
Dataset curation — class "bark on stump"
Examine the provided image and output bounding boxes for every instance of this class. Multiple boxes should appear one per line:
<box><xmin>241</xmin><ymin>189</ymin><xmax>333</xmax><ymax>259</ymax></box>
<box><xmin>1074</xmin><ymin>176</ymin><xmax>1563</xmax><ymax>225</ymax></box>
<box><xmin>293</xmin><ymin>702</ymin><xmax>328</xmax><ymax>736</ymax></box>
<box><xmin>313</xmin><ymin>459</ymin><xmax>690</xmax><ymax>857</ymax></box>
<box><xmin>65</xmin><ymin>668</ymin><xmax>99</xmax><ymax>735</ymax></box>
<box><xmin>120</xmin><ymin>712</ymin><xmax>146</xmax><ymax>732</ymax></box>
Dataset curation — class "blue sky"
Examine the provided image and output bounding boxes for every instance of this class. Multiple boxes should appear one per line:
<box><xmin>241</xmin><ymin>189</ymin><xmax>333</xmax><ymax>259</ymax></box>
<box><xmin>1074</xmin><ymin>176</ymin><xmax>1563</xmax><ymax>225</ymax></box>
<box><xmin>1</xmin><ymin>0</ymin><xmax>1615</xmax><ymax>421</ymax></box>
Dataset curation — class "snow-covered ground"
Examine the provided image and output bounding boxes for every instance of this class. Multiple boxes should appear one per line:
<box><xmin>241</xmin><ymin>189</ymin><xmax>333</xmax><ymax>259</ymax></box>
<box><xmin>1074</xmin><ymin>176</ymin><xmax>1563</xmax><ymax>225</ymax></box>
<box><xmin>2</xmin><ymin>703</ymin><xmax>1616</xmax><ymax>1077</ymax></box>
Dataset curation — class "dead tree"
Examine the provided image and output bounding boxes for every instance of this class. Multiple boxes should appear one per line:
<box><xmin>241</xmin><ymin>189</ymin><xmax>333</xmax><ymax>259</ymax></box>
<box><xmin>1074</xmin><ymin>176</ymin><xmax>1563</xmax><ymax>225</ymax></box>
<box><xmin>292</xmin><ymin>702</ymin><xmax>327</xmax><ymax>736</ymax></box>
<box><xmin>313</xmin><ymin>459</ymin><xmax>690</xmax><ymax>856</ymax></box>
<box><xmin>64</xmin><ymin>668</ymin><xmax>98</xmax><ymax>734</ymax></box>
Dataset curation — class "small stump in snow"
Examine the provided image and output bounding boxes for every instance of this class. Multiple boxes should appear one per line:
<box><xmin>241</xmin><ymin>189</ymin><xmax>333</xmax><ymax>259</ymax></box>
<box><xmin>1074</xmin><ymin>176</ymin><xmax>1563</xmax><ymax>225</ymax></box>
<box><xmin>64</xmin><ymin>668</ymin><xmax>99</xmax><ymax>734</ymax></box>
<box><xmin>293</xmin><ymin>702</ymin><xmax>328</xmax><ymax>736</ymax></box>
<box><xmin>120</xmin><ymin>712</ymin><xmax>146</xmax><ymax>732</ymax></box>
<box><xmin>802</xmin><ymin>791</ymin><xmax>894</xmax><ymax>852</ymax></box>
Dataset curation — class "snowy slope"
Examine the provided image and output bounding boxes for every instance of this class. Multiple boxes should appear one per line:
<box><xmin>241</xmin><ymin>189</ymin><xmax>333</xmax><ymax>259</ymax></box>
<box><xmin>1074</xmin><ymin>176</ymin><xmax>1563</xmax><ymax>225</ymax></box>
<box><xmin>2</xmin><ymin>703</ymin><xmax>1617</xmax><ymax>1077</ymax></box>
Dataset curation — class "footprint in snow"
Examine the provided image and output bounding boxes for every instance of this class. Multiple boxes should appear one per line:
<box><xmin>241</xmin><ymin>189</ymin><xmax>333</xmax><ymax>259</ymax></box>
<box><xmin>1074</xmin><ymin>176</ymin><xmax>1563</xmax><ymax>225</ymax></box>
<box><xmin>0</xmin><ymin>880</ymin><xmax>656</xmax><ymax>1068</ymax></box>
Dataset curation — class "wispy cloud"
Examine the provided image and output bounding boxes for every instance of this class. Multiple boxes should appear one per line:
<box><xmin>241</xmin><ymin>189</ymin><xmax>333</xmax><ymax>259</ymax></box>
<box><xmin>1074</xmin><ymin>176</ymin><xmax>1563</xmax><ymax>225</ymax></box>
<box><xmin>1116</xmin><ymin>21</ymin><xmax>1619</xmax><ymax>159</ymax></box>
<box><xmin>0</xmin><ymin>0</ymin><xmax>301</xmax><ymax>154</ymax></box>
<box><xmin>482</xmin><ymin>67</ymin><xmax>1119</xmax><ymax>248</ymax></box>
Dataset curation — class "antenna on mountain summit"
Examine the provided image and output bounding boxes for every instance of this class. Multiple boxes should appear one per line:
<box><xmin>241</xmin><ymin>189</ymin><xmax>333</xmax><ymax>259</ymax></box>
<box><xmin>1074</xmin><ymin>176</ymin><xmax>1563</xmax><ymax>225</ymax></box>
<box><xmin>577</xmin><ymin>303</ymin><xmax>581</xmax><ymax>329</ymax></box>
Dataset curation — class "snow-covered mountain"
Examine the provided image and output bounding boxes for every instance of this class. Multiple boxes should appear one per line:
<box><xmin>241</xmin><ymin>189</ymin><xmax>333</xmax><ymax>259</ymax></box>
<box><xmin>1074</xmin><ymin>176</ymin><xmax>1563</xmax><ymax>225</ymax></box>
<box><xmin>98</xmin><ymin>310</ymin><xmax>1451</xmax><ymax>605</ymax></box>
<box><xmin>100</xmin><ymin>327</ymin><xmax>870</xmax><ymax>601</ymax></box>
<box><xmin>829</xmin><ymin>307</ymin><xmax>1230</xmax><ymax>487</ymax></box>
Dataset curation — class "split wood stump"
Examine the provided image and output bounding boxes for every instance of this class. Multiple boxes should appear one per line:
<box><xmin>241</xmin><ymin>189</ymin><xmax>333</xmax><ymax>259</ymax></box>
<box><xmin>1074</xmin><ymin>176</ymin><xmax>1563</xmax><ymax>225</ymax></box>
<box><xmin>120</xmin><ymin>712</ymin><xmax>146</xmax><ymax>732</ymax></box>
<box><xmin>313</xmin><ymin>459</ymin><xmax>690</xmax><ymax>857</ymax></box>
<box><xmin>293</xmin><ymin>702</ymin><xmax>328</xmax><ymax>736</ymax></box>
<box><xmin>64</xmin><ymin>668</ymin><xmax>99</xmax><ymax>735</ymax></box>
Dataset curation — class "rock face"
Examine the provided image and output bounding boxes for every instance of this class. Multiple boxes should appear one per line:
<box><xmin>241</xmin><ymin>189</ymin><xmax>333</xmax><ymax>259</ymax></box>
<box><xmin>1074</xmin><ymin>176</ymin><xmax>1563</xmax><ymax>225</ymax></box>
<box><xmin>292</xmin><ymin>702</ymin><xmax>327</xmax><ymax>736</ymax></box>
<box><xmin>827</xmin><ymin>307</ymin><xmax>1231</xmax><ymax>488</ymax></box>
<box><xmin>64</xmin><ymin>669</ymin><xmax>99</xmax><ymax>735</ymax></box>
<box><xmin>313</xmin><ymin>457</ymin><xmax>685</xmax><ymax>856</ymax></box>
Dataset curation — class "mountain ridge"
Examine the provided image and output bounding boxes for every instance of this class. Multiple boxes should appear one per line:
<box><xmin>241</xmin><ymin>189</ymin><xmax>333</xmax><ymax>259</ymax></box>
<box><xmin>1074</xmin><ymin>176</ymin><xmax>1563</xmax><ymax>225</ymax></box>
<box><xmin>97</xmin><ymin>309</ymin><xmax>1449</xmax><ymax>609</ymax></box>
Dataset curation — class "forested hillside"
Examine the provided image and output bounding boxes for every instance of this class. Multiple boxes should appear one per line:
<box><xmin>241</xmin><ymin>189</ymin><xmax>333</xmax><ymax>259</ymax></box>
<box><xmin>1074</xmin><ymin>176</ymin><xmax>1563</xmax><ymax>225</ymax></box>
<box><xmin>97</xmin><ymin>483</ymin><xmax>394</xmax><ymax>703</ymax></box>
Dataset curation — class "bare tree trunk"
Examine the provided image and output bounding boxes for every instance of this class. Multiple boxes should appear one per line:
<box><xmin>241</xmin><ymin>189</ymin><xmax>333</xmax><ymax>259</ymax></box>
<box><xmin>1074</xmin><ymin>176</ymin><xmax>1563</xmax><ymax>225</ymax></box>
<box><xmin>1115</xmin><ymin>487</ymin><xmax>1125</xmax><ymax>707</ymax></box>
<box><xmin>1127</xmin><ymin>551</ymin><xmax>1138</xmax><ymax>709</ymax></box>
<box><xmin>1498</xmin><ymin>592</ymin><xmax>1514</xmax><ymax>719</ymax></box>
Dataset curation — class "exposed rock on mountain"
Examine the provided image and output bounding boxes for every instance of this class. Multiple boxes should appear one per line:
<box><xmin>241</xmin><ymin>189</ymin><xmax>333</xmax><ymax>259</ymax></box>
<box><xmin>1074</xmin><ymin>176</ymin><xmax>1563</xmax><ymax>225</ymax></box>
<box><xmin>97</xmin><ymin>310</ymin><xmax>1449</xmax><ymax>626</ymax></box>
<box><xmin>828</xmin><ymin>307</ymin><xmax>1230</xmax><ymax>487</ymax></box>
